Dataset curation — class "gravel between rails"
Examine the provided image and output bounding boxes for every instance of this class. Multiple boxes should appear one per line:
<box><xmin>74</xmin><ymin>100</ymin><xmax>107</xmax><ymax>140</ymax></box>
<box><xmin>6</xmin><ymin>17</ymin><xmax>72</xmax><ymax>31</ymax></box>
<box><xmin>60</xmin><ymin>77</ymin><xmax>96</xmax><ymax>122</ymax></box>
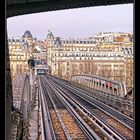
<box><xmin>50</xmin><ymin>109</ymin><xmax>87</xmax><ymax>140</ymax></box>
<box><xmin>92</xmin><ymin>109</ymin><xmax>133</xmax><ymax>139</ymax></box>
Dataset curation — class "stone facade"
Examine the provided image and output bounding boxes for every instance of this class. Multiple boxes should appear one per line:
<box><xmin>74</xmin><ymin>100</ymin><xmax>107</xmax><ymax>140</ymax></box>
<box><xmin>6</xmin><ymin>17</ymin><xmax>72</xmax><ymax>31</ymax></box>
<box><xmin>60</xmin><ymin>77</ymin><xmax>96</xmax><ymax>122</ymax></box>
<box><xmin>8</xmin><ymin>30</ymin><xmax>46</xmax><ymax>80</ymax></box>
<box><xmin>45</xmin><ymin>32</ymin><xmax>133</xmax><ymax>90</ymax></box>
<box><xmin>8</xmin><ymin>31</ymin><xmax>33</xmax><ymax>80</ymax></box>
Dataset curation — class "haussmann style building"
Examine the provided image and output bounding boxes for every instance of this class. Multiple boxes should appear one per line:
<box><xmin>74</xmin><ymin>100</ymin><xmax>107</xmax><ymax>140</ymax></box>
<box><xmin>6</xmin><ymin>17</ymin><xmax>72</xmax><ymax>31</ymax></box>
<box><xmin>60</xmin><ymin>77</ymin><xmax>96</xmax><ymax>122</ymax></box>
<box><xmin>45</xmin><ymin>31</ymin><xmax>133</xmax><ymax>92</ymax></box>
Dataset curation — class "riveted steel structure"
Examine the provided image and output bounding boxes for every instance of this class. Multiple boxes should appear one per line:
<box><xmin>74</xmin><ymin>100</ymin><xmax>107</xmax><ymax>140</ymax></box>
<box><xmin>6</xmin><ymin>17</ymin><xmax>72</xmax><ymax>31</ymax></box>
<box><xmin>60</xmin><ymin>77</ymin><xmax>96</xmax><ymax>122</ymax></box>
<box><xmin>6</xmin><ymin>0</ymin><xmax>133</xmax><ymax>140</ymax></box>
<box><xmin>71</xmin><ymin>74</ymin><xmax>127</xmax><ymax>97</ymax></box>
<box><xmin>7</xmin><ymin>0</ymin><xmax>133</xmax><ymax>17</ymax></box>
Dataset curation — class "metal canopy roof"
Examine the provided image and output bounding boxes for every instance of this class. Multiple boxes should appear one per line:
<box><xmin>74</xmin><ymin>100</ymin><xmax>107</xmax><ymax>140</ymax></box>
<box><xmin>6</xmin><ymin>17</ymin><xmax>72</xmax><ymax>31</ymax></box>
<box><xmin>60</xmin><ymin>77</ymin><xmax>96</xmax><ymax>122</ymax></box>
<box><xmin>7</xmin><ymin>0</ymin><xmax>133</xmax><ymax>18</ymax></box>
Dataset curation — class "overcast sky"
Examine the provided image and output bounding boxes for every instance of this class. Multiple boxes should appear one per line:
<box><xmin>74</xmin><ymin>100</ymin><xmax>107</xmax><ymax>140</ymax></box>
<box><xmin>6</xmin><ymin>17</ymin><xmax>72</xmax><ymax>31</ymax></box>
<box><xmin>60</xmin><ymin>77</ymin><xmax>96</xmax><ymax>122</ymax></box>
<box><xmin>7</xmin><ymin>3</ymin><xmax>133</xmax><ymax>40</ymax></box>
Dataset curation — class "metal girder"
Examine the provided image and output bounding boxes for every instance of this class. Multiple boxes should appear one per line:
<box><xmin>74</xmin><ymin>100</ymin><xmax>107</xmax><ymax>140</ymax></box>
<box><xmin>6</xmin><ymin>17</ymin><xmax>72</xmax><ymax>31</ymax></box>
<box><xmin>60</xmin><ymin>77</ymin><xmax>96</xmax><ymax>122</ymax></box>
<box><xmin>7</xmin><ymin>0</ymin><xmax>133</xmax><ymax>18</ymax></box>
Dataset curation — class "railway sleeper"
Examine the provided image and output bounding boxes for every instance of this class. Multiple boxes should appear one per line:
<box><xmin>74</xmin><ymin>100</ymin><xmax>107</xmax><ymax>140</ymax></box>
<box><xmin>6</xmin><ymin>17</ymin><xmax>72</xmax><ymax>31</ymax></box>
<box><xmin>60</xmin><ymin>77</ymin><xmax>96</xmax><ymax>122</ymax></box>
<box><xmin>51</xmin><ymin>86</ymin><xmax>123</xmax><ymax>140</ymax></box>
<box><xmin>44</xmin><ymin>75</ymin><xmax>132</xmax><ymax>140</ymax></box>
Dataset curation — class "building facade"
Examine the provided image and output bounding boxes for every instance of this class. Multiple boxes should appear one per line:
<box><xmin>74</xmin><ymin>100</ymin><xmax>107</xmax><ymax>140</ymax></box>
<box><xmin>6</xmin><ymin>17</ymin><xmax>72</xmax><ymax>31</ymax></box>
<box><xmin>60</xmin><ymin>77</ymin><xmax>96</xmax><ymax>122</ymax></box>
<box><xmin>9</xmin><ymin>30</ymin><xmax>47</xmax><ymax>80</ymax></box>
<box><xmin>8</xmin><ymin>30</ymin><xmax>36</xmax><ymax>80</ymax></box>
<box><xmin>45</xmin><ymin>32</ymin><xmax>133</xmax><ymax>92</ymax></box>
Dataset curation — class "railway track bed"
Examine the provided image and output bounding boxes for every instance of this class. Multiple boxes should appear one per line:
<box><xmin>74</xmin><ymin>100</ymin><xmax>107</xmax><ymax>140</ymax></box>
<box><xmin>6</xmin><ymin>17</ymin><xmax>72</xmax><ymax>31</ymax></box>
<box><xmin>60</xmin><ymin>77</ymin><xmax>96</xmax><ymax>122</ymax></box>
<box><xmin>45</xmin><ymin>75</ymin><xmax>134</xmax><ymax>140</ymax></box>
<box><xmin>92</xmin><ymin>109</ymin><xmax>133</xmax><ymax>139</ymax></box>
<box><xmin>40</xmin><ymin>76</ymin><xmax>89</xmax><ymax>140</ymax></box>
<box><xmin>50</xmin><ymin>109</ymin><xmax>87</xmax><ymax>140</ymax></box>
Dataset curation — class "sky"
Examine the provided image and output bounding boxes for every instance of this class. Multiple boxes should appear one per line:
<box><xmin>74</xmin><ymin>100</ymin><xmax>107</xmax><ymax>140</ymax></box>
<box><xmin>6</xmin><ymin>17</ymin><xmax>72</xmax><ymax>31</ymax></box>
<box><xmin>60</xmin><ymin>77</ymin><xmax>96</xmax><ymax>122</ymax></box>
<box><xmin>7</xmin><ymin>3</ymin><xmax>133</xmax><ymax>40</ymax></box>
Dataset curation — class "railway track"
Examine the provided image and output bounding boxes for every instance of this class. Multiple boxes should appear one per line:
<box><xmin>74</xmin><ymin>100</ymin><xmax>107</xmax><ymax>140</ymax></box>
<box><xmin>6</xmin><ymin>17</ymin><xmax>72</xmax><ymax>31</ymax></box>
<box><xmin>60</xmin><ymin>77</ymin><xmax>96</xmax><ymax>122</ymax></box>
<box><xmin>47</xmin><ymin>75</ymin><xmax>133</xmax><ymax>129</ymax></box>
<box><xmin>39</xmin><ymin>75</ymin><xmax>101</xmax><ymax>140</ymax></box>
<box><xmin>41</xmin><ymin>78</ymin><xmax>85</xmax><ymax>140</ymax></box>
<box><xmin>72</xmin><ymin>82</ymin><xmax>133</xmax><ymax>117</ymax></box>
<box><xmin>44</xmin><ymin>74</ymin><xmax>134</xmax><ymax>140</ymax></box>
<box><xmin>38</xmin><ymin>77</ymin><xmax>56</xmax><ymax>140</ymax></box>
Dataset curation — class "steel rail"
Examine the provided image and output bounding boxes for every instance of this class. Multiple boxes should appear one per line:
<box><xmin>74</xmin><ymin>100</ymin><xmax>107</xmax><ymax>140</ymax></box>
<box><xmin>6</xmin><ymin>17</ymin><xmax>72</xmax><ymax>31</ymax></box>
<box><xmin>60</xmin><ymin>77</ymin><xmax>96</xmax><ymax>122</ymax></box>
<box><xmin>60</xmin><ymin>80</ymin><xmax>133</xmax><ymax>128</ymax></box>
<box><xmin>47</xmin><ymin>75</ymin><xmax>133</xmax><ymax>129</ymax></box>
<box><xmin>45</xmin><ymin>75</ymin><xmax>133</xmax><ymax>140</ymax></box>
<box><xmin>38</xmin><ymin>76</ymin><xmax>57</xmax><ymax>140</ymax></box>
<box><xmin>69</xmin><ymin>80</ymin><xmax>133</xmax><ymax>120</ymax></box>
<box><xmin>72</xmin><ymin>81</ymin><xmax>133</xmax><ymax>106</ymax></box>
<box><xmin>63</xmin><ymin>81</ymin><xmax>133</xmax><ymax>129</ymax></box>
<box><xmin>45</xmin><ymin>76</ymin><xmax>128</xmax><ymax>140</ymax></box>
<box><xmin>40</xmin><ymin>76</ymin><xmax>72</xmax><ymax>140</ymax></box>
<box><xmin>39</xmin><ymin>79</ymin><xmax>58</xmax><ymax>140</ymax></box>
<box><xmin>41</xmin><ymin>76</ymin><xmax>102</xmax><ymax>140</ymax></box>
